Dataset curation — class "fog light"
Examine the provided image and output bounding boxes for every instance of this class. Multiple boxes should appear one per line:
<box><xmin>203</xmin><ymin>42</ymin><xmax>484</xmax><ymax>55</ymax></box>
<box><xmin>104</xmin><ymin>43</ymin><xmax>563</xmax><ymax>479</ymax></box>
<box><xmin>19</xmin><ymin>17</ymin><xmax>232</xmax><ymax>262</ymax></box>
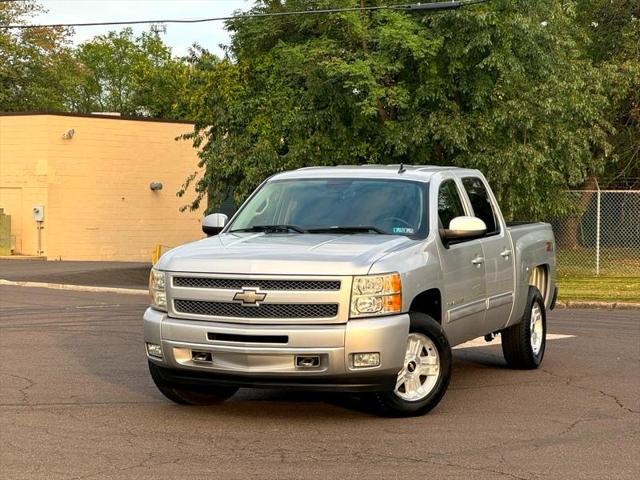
<box><xmin>146</xmin><ymin>342</ymin><xmax>163</xmax><ymax>358</ymax></box>
<box><xmin>352</xmin><ymin>352</ymin><xmax>380</xmax><ymax>368</ymax></box>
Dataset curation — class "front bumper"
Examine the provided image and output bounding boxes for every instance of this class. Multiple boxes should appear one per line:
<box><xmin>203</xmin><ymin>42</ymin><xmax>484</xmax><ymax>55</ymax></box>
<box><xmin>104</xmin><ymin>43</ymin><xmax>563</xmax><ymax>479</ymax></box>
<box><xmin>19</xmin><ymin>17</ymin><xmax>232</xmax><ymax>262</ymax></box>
<box><xmin>144</xmin><ymin>308</ymin><xmax>409</xmax><ymax>392</ymax></box>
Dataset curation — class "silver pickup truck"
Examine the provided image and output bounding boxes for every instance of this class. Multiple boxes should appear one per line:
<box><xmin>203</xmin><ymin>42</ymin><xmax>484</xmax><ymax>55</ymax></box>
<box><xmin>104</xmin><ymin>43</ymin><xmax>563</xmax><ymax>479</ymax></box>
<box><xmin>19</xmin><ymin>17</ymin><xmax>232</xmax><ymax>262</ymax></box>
<box><xmin>145</xmin><ymin>166</ymin><xmax>557</xmax><ymax>416</ymax></box>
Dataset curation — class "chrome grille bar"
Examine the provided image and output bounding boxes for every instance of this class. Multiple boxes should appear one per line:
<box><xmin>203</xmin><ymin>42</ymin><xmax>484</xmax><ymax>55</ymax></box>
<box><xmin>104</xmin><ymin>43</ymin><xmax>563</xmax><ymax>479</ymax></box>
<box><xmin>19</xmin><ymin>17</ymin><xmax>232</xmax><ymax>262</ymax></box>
<box><xmin>173</xmin><ymin>277</ymin><xmax>341</xmax><ymax>291</ymax></box>
<box><xmin>174</xmin><ymin>300</ymin><xmax>339</xmax><ymax>319</ymax></box>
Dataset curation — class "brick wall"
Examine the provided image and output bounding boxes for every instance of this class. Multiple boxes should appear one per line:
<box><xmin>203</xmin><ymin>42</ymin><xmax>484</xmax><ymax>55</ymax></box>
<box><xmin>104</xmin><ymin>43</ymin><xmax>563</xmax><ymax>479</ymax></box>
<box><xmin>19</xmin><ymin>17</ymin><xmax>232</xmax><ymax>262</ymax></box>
<box><xmin>0</xmin><ymin>114</ymin><xmax>204</xmax><ymax>261</ymax></box>
<box><xmin>0</xmin><ymin>115</ymin><xmax>50</xmax><ymax>255</ymax></box>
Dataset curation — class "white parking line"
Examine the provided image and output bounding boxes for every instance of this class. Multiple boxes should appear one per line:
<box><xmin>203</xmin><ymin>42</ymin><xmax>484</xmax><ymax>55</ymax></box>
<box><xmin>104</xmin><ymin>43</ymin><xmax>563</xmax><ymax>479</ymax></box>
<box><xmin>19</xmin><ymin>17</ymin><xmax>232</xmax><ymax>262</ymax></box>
<box><xmin>455</xmin><ymin>333</ymin><xmax>575</xmax><ymax>350</ymax></box>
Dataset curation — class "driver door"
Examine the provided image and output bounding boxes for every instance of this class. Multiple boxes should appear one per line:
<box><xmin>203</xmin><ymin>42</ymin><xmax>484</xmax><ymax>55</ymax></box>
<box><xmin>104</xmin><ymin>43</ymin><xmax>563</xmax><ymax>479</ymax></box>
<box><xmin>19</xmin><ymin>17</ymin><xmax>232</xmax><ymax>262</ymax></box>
<box><xmin>435</xmin><ymin>178</ymin><xmax>487</xmax><ymax>345</ymax></box>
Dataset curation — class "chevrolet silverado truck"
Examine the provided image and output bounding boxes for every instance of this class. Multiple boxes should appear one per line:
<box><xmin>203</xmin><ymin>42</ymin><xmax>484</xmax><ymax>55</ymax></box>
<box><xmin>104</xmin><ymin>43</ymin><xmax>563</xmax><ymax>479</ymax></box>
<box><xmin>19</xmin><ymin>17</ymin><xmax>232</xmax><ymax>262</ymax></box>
<box><xmin>145</xmin><ymin>165</ymin><xmax>557</xmax><ymax>416</ymax></box>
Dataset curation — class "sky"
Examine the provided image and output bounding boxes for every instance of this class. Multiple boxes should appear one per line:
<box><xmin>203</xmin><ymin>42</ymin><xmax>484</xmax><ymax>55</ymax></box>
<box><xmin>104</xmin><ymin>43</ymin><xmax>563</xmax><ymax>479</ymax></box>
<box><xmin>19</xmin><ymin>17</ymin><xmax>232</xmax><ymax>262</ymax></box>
<box><xmin>35</xmin><ymin>0</ymin><xmax>254</xmax><ymax>57</ymax></box>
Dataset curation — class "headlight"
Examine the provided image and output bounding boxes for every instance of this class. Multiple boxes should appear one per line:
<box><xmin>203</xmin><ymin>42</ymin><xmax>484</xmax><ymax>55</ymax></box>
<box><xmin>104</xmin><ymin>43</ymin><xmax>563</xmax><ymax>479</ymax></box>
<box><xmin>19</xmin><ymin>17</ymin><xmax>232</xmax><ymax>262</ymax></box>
<box><xmin>149</xmin><ymin>268</ymin><xmax>167</xmax><ymax>312</ymax></box>
<box><xmin>350</xmin><ymin>273</ymin><xmax>402</xmax><ymax>318</ymax></box>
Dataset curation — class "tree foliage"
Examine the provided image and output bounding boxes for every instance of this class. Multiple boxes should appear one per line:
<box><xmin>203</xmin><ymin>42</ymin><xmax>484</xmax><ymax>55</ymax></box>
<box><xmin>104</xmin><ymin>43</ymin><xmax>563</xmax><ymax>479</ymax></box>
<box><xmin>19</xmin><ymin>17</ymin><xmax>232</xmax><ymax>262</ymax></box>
<box><xmin>2</xmin><ymin>0</ymin><xmax>637</xmax><ymax>217</ymax></box>
<box><xmin>1</xmin><ymin>3</ymin><xmax>188</xmax><ymax>118</ymax></box>
<box><xmin>575</xmin><ymin>0</ymin><xmax>639</xmax><ymax>187</ymax></box>
<box><xmin>0</xmin><ymin>1</ymin><xmax>81</xmax><ymax>111</ymax></box>
<box><xmin>184</xmin><ymin>0</ymin><xmax>615</xmax><ymax>220</ymax></box>
<box><xmin>71</xmin><ymin>28</ymin><xmax>189</xmax><ymax>117</ymax></box>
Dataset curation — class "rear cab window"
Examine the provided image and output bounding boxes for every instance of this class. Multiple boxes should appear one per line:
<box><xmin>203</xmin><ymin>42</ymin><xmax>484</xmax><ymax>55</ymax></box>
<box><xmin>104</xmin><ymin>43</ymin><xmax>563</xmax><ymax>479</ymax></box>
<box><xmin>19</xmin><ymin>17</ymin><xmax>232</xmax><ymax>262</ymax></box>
<box><xmin>461</xmin><ymin>177</ymin><xmax>500</xmax><ymax>236</ymax></box>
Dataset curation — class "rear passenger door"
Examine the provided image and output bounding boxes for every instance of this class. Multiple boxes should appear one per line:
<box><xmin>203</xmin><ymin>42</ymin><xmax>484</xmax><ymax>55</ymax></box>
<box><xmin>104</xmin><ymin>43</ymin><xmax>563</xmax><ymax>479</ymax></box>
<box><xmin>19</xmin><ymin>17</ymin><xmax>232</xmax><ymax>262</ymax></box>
<box><xmin>461</xmin><ymin>176</ymin><xmax>514</xmax><ymax>332</ymax></box>
<box><xmin>435</xmin><ymin>178</ymin><xmax>487</xmax><ymax>345</ymax></box>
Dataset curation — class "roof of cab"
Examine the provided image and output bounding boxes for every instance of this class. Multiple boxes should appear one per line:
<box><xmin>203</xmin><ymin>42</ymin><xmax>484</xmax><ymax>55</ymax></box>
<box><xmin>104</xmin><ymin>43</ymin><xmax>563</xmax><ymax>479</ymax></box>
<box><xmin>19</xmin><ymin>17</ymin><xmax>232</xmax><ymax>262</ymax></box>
<box><xmin>270</xmin><ymin>165</ymin><xmax>480</xmax><ymax>182</ymax></box>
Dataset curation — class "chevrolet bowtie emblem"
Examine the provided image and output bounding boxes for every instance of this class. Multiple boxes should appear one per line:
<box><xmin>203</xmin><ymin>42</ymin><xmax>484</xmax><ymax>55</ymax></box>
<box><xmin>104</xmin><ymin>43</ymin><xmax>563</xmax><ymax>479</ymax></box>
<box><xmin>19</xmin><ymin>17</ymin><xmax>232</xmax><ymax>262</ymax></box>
<box><xmin>233</xmin><ymin>288</ymin><xmax>267</xmax><ymax>306</ymax></box>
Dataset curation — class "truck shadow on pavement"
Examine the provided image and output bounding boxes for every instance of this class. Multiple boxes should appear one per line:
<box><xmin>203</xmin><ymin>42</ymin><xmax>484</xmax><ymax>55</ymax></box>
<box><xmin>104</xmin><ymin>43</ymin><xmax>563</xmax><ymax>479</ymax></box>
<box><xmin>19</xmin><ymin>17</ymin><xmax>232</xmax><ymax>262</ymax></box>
<box><xmin>61</xmin><ymin>315</ymin><xmax>517</xmax><ymax>419</ymax></box>
<box><xmin>143</xmin><ymin>348</ymin><xmax>515</xmax><ymax>418</ymax></box>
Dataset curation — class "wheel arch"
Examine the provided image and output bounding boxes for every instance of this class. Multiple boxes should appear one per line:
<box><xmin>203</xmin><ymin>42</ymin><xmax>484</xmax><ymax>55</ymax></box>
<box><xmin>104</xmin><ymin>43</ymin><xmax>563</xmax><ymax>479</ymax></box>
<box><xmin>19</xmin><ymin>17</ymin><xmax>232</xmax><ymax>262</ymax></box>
<box><xmin>528</xmin><ymin>264</ymin><xmax>549</xmax><ymax>302</ymax></box>
<box><xmin>409</xmin><ymin>288</ymin><xmax>442</xmax><ymax>324</ymax></box>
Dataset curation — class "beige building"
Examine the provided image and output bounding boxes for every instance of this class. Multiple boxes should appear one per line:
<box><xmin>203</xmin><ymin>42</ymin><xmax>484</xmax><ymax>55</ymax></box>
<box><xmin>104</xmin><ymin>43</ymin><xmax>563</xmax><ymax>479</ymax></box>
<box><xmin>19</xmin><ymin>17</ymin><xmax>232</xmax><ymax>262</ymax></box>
<box><xmin>0</xmin><ymin>112</ymin><xmax>204</xmax><ymax>261</ymax></box>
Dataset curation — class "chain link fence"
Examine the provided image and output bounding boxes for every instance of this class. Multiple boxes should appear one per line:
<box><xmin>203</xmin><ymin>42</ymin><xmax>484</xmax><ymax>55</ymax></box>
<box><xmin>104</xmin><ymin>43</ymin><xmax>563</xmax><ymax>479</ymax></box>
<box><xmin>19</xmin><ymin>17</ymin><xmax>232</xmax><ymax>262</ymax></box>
<box><xmin>549</xmin><ymin>190</ymin><xmax>640</xmax><ymax>277</ymax></box>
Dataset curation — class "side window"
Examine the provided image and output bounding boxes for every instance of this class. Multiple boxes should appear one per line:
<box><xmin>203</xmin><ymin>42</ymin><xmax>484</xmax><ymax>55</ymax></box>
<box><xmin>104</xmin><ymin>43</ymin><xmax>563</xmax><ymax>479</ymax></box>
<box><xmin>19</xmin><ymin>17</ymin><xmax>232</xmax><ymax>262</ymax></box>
<box><xmin>437</xmin><ymin>180</ymin><xmax>465</xmax><ymax>229</ymax></box>
<box><xmin>462</xmin><ymin>177</ymin><xmax>499</xmax><ymax>235</ymax></box>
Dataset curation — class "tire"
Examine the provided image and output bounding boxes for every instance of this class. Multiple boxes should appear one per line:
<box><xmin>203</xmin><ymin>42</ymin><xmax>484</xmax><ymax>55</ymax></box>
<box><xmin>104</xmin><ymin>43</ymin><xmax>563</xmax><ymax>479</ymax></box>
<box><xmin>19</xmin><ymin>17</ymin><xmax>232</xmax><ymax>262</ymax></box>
<box><xmin>373</xmin><ymin>312</ymin><xmax>452</xmax><ymax>417</ymax></box>
<box><xmin>501</xmin><ymin>286</ymin><xmax>546</xmax><ymax>369</ymax></box>
<box><xmin>148</xmin><ymin>361</ymin><xmax>238</xmax><ymax>405</ymax></box>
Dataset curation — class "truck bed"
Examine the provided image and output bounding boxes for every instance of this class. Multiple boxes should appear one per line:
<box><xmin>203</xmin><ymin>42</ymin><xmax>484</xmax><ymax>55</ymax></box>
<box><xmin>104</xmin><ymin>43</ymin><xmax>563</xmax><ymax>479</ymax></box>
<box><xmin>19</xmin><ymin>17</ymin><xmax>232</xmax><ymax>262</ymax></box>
<box><xmin>506</xmin><ymin>222</ymin><xmax>556</xmax><ymax>325</ymax></box>
<box><xmin>505</xmin><ymin>221</ymin><xmax>544</xmax><ymax>227</ymax></box>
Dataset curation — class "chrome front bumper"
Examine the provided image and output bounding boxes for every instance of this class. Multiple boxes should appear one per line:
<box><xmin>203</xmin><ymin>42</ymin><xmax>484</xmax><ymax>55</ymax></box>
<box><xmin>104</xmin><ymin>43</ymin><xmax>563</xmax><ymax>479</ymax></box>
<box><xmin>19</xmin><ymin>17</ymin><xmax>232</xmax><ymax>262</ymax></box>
<box><xmin>144</xmin><ymin>308</ymin><xmax>409</xmax><ymax>391</ymax></box>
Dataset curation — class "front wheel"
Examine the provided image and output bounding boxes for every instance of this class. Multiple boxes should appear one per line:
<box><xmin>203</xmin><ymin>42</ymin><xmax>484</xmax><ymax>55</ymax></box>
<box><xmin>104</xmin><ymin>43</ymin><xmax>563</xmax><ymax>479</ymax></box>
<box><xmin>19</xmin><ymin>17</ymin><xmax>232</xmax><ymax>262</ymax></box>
<box><xmin>148</xmin><ymin>361</ymin><xmax>238</xmax><ymax>405</ymax></box>
<box><xmin>501</xmin><ymin>286</ymin><xmax>547</xmax><ymax>369</ymax></box>
<box><xmin>373</xmin><ymin>312</ymin><xmax>452</xmax><ymax>417</ymax></box>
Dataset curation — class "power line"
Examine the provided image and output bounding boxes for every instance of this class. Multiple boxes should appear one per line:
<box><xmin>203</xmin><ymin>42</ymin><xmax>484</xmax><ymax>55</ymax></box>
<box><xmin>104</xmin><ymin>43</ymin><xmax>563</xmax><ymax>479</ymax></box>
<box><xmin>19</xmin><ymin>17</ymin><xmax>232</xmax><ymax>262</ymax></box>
<box><xmin>0</xmin><ymin>1</ymin><xmax>488</xmax><ymax>29</ymax></box>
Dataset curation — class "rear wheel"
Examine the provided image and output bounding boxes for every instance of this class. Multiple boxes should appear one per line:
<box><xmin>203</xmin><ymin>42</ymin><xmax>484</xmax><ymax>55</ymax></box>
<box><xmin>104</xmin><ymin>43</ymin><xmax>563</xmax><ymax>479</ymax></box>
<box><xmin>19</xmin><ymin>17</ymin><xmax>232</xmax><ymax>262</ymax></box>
<box><xmin>148</xmin><ymin>361</ymin><xmax>238</xmax><ymax>405</ymax></box>
<box><xmin>373</xmin><ymin>312</ymin><xmax>452</xmax><ymax>417</ymax></box>
<box><xmin>501</xmin><ymin>287</ymin><xmax>546</xmax><ymax>369</ymax></box>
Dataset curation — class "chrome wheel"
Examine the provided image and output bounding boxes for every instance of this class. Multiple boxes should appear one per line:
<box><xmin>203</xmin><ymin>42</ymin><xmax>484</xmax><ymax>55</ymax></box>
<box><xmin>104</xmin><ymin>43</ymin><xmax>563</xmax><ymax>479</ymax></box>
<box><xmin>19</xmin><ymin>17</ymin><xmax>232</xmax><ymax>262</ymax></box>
<box><xmin>395</xmin><ymin>333</ymin><xmax>440</xmax><ymax>402</ymax></box>
<box><xmin>530</xmin><ymin>303</ymin><xmax>544</xmax><ymax>355</ymax></box>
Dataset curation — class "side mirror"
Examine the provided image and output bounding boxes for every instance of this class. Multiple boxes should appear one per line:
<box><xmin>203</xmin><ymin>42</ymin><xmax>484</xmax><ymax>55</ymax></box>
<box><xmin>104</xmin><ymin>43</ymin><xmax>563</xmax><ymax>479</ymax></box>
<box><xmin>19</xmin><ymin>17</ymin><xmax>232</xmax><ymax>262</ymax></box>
<box><xmin>202</xmin><ymin>213</ymin><xmax>228</xmax><ymax>236</ymax></box>
<box><xmin>442</xmin><ymin>216</ymin><xmax>486</xmax><ymax>242</ymax></box>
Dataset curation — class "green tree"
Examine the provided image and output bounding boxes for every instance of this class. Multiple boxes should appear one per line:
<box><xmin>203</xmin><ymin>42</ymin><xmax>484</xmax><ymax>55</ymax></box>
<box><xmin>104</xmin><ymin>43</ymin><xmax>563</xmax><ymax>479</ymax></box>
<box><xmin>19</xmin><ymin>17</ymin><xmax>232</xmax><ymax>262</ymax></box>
<box><xmin>550</xmin><ymin>0</ymin><xmax>639</xmax><ymax>248</ymax></box>
<box><xmin>183</xmin><ymin>0</ymin><xmax>610</xmax><ymax>220</ymax></box>
<box><xmin>178</xmin><ymin>46</ymin><xmax>241</xmax><ymax>211</ymax></box>
<box><xmin>576</xmin><ymin>0</ymin><xmax>639</xmax><ymax>187</ymax></box>
<box><xmin>0</xmin><ymin>1</ymin><xmax>81</xmax><ymax>111</ymax></box>
<box><xmin>71</xmin><ymin>28</ymin><xmax>188</xmax><ymax>118</ymax></box>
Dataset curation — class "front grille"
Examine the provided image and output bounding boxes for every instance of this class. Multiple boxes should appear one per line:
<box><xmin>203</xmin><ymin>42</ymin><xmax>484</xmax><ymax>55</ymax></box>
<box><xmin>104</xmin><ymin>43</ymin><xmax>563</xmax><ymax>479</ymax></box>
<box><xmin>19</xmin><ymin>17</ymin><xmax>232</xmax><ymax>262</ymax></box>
<box><xmin>173</xmin><ymin>277</ymin><xmax>341</xmax><ymax>291</ymax></box>
<box><xmin>174</xmin><ymin>300</ymin><xmax>339</xmax><ymax>319</ymax></box>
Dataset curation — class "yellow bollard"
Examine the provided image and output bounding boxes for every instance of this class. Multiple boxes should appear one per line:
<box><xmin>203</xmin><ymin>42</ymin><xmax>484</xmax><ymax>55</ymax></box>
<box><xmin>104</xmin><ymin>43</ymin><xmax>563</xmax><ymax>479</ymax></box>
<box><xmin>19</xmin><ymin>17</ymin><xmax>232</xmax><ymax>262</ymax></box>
<box><xmin>151</xmin><ymin>244</ymin><xmax>161</xmax><ymax>265</ymax></box>
<box><xmin>151</xmin><ymin>245</ymin><xmax>172</xmax><ymax>264</ymax></box>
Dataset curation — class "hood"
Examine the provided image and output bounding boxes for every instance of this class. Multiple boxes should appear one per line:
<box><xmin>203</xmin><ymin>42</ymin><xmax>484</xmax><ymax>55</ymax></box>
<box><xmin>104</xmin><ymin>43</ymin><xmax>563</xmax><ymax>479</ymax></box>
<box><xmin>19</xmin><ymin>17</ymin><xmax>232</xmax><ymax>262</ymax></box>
<box><xmin>156</xmin><ymin>232</ymin><xmax>417</xmax><ymax>275</ymax></box>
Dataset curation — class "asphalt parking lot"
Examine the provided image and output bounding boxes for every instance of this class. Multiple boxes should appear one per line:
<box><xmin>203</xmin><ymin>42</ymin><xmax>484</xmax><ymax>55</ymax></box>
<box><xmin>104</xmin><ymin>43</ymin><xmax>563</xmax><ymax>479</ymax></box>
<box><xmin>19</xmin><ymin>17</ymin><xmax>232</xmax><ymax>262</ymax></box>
<box><xmin>1</xmin><ymin>284</ymin><xmax>638</xmax><ymax>480</ymax></box>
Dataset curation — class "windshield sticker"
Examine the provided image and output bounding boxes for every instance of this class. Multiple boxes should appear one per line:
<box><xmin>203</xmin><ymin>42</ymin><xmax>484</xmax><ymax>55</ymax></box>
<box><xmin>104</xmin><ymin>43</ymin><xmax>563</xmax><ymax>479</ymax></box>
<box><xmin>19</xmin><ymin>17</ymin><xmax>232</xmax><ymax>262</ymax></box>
<box><xmin>393</xmin><ymin>227</ymin><xmax>415</xmax><ymax>234</ymax></box>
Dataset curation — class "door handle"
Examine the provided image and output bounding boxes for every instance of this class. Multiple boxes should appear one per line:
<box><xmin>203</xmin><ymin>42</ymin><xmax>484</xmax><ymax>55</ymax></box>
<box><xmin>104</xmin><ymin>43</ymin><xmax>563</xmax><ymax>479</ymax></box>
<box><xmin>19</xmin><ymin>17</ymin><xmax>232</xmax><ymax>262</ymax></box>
<box><xmin>500</xmin><ymin>249</ymin><xmax>512</xmax><ymax>258</ymax></box>
<box><xmin>471</xmin><ymin>256</ymin><xmax>484</xmax><ymax>266</ymax></box>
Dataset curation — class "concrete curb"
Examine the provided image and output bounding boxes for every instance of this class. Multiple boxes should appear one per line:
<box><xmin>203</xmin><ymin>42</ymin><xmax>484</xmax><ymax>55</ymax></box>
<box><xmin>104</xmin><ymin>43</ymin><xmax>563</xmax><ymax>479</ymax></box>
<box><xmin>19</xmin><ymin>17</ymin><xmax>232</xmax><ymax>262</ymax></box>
<box><xmin>0</xmin><ymin>256</ymin><xmax>46</xmax><ymax>261</ymax></box>
<box><xmin>555</xmin><ymin>300</ymin><xmax>640</xmax><ymax>310</ymax></box>
<box><xmin>0</xmin><ymin>279</ymin><xmax>148</xmax><ymax>295</ymax></box>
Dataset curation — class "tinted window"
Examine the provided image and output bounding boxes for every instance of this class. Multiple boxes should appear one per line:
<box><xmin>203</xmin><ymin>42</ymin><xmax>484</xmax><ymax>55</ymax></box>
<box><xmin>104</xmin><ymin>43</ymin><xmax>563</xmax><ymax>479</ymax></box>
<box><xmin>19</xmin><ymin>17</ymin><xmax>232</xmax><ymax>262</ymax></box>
<box><xmin>228</xmin><ymin>178</ymin><xmax>428</xmax><ymax>237</ymax></box>
<box><xmin>462</xmin><ymin>177</ymin><xmax>498</xmax><ymax>234</ymax></box>
<box><xmin>437</xmin><ymin>180</ymin><xmax>465</xmax><ymax>229</ymax></box>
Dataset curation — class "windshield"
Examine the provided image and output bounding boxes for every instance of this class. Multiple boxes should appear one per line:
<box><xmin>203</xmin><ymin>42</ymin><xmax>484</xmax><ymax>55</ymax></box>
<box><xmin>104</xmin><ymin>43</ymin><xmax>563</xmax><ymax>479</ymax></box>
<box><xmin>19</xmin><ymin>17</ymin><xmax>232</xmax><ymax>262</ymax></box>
<box><xmin>228</xmin><ymin>178</ymin><xmax>428</xmax><ymax>237</ymax></box>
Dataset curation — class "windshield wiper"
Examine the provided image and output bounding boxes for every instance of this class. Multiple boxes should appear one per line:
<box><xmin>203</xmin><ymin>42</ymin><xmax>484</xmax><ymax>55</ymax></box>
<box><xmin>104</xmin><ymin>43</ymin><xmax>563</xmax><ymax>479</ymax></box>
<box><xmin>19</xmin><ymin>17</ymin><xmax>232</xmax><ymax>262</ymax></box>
<box><xmin>306</xmin><ymin>225</ymin><xmax>386</xmax><ymax>234</ymax></box>
<box><xmin>229</xmin><ymin>224</ymin><xmax>308</xmax><ymax>234</ymax></box>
